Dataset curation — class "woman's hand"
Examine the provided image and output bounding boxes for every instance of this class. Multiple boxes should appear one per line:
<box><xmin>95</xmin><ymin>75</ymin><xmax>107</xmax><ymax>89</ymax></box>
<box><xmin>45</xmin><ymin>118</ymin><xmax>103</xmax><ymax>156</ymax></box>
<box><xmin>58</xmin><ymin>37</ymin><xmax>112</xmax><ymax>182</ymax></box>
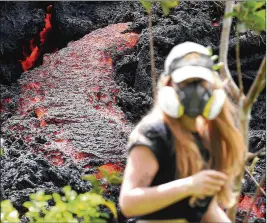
<box><xmin>188</xmin><ymin>170</ymin><xmax>228</xmax><ymax>197</ymax></box>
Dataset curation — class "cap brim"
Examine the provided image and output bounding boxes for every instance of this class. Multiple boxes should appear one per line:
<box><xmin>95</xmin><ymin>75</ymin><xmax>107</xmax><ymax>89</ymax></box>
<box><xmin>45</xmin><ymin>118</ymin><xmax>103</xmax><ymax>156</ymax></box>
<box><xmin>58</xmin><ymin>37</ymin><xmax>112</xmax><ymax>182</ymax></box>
<box><xmin>171</xmin><ymin>66</ymin><xmax>214</xmax><ymax>84</ymax></box>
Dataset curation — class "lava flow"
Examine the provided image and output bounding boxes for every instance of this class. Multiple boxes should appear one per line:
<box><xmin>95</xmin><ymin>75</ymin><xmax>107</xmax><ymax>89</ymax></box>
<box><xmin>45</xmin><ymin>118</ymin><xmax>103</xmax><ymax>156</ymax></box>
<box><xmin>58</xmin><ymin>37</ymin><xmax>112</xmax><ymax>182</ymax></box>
<box><xmin>20</xmin><ymin>5</ymin><xmax>53</xmax><ymax>72</ymax></box>
<box><xmin>4</xmin><ymin>23</ymin><xmax>139</xmax><ymax>174</ymax></box>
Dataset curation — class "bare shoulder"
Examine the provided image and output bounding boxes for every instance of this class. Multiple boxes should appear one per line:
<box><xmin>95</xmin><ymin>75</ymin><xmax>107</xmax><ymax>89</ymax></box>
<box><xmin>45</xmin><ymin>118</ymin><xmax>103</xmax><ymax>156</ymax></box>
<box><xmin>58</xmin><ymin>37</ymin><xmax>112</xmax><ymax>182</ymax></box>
<box><xmin>122</xmin><ymin>146</ymin><xmax>159</xmax><ymax>189</ymax></box>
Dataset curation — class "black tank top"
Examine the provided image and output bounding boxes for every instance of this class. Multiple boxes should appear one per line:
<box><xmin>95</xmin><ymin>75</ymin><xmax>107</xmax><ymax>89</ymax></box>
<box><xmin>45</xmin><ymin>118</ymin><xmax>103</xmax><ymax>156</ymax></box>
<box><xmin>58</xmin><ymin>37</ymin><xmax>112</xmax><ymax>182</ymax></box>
<box><xmin>127</xmin><ymin>120</ymin><xmax>212</xmax><ymax>222</ymax></box>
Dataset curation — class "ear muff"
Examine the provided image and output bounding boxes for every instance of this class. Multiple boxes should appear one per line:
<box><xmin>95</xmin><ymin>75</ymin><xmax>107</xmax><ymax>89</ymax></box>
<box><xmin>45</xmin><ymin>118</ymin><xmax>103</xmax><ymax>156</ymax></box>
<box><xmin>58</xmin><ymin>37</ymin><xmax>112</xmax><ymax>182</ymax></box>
<box><xmin>158</xmin><ymin>86</ymin><xmax>184</xmax><ymax>118</ymax></box>
<box><xmin>202</xmin><ymin>89</ymin><xmax>226</xmax><ymax>120</ymax></box>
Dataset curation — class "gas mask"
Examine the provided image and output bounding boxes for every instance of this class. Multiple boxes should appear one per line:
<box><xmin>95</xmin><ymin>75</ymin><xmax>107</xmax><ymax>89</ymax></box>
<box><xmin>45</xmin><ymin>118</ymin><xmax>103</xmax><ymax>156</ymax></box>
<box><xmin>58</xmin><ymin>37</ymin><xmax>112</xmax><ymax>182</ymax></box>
<box><xmin>158</xmin><ymin>82</ymin><xmax>226</xmax><ymax>120</ymax></box>
<box><xmin>176</xmin><ymin>81</ymin><xmax>212</xmax><ymax>118</ymax></box>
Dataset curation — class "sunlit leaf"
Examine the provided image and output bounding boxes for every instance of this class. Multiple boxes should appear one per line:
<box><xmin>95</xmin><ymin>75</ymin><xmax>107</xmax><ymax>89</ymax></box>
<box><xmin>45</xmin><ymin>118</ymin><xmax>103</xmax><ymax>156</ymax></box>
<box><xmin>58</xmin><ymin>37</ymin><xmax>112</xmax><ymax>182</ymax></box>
<box><xmin>140</xmin><ymin>0</ymin><xmax>152</xmax><ymax>12</ymax></box>
<box><xmin>211</xmin><ymin>55</ymin><xmax>219</xmax><ymax>61</ymax></box>
<box><xmin>82</xmin><ymin>174</ymin><xmax>97</xmax><ymax>182</ymax></box>
<box><xmin>160</xmin><ymin>1</ymin><xmax>179</xmax><ymax>15</ymax></box>
<box><xmin>206</xmin><ymin>46</ymin><xmax>213</xmax><ymax>56</ymax></box>
<box><xmin>104</xmin><ymin>201</ymin><xmax>117</xmax><ymax>219</ymax></box>
<box><xmin>161</xmin><ymin>4</ymin><xmax>170</xmax><ymax>15</ymax></box>
<box><xmin>99</xmin><ymin>212</ymin><xmax>109</xmax><ymax>218</ymax></box>
<box><xmin>249</xmin><ymin>156</ymin><xmax>260</xmax><ymax>174</ymax></box>
<box><xmin>253</xmin><ymin>9</ymin><xmax>266</xmax><ymax>30</ymax></box>
<box><xmin>224</xmin><ymin>11</ymin><xmax>237</xmax><ymax>19</ymax></box>
<box><xmin>0</xmin><ymin>148</ymin><xmax>4</xmax><ymax>156</ymax></box>
<box><xmin>52</xmin><ymin>193</ymin><xmax>62</xmax><ymax>203</ymax></box>
<box><xmin>109</xmin><ymin>175</ymin><xmax>123</xmax><ymax>185</ymax></box>
<box><xmin>1</xmin><ymin>200</ymin><xmax>13</xmax><ymax>209</ymax></box>
<box><xmin>30</xmin><ymin>191</ymin><xmax>45</xmax><ymax>201</ymax></box>
<box><xmin>244</xmin><ymin>0</ymin><xmax>265</xmax><ymax>11</ymax></box>
<box><xmin>212</xmin><ymin>62</ymin><xmax>224</xmax><ymax>71</ymax></box>
<box><xmin>91</xmin><ymin>218</ymin><xmax>107</xmax><ymax>223</ymax></box>
<box><xmin>98</xmin><ymin>167</ymin><xmax>110</xmax><ymax>179</ymax></box>
<box><xmin>63</xmin><ymin>185</ymin><xmax>72</xmax><ymax>194</ymax></box>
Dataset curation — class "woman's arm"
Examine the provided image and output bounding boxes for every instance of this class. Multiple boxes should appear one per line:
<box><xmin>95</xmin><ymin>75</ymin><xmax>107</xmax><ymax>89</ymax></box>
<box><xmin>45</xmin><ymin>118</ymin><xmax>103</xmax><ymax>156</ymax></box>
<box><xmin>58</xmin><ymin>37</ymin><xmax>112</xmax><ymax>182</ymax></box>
<box><xmin>201</xmin><ymin>197</ymin><xmax>231</xmax><ymax>223</ymax></box>
<box><xmin>119</xmin><ymin>145</ymin><xmax>193</xmax><ymax>218</ymax></box>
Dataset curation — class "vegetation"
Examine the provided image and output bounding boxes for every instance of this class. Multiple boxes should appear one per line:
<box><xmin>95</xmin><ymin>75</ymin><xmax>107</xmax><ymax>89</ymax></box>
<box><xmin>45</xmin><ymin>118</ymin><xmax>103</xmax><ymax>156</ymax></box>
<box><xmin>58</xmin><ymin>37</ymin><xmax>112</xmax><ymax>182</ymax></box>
<box><xmin>1</xmin><ymin>167</ymin><xmax>122</xmax><ymax>223</ymax></box>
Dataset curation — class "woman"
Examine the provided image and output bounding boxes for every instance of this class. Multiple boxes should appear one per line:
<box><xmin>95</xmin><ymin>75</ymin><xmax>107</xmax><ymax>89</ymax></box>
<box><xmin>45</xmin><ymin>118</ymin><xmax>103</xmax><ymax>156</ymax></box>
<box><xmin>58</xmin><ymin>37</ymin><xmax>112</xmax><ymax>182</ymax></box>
<box><xmin>119</xmin><ymin>42</ymin><xmax>245</xmax><ymax>223</ymax></box>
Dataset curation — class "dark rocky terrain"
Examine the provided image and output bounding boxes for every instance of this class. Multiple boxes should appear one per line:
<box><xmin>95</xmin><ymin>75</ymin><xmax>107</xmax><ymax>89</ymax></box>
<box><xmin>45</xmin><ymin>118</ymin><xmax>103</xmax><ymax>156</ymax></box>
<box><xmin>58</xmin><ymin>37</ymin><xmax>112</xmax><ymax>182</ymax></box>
<box><xmin>0</xmin><ymin>2</ymin><xmax>265</xmax><ymax>222</ymax></box>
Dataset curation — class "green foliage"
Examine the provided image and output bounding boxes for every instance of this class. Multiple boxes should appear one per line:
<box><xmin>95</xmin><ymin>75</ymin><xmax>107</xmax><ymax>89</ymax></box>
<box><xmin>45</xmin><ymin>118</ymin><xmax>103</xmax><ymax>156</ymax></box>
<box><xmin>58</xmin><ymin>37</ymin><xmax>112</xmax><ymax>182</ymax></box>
<box><xmin>140</xmin><ymin>0</ymin><xmax>152</xmax><ymax>12</ymax></box>
<box><xmin>160</xmin><ymin>0</ymin><xmax>179</xmax><ymax>16</ymax></box>
<box><xmin>23</xmin><ymin>187</ymin><xmax>116</xmax><ymax>223</ymax></box>
<box><xmin>1</xmin><ymin>165</ymin><xmax>122</xmax><ymax>222</ymax></box>
<box><xmin>211</xmin><ymin>55</ymin><xmax>219</xmax><ymax>62</ymax></box>
<box><xmin>1</xmin><ymin>200</ymin><xmax>20</xmax><ymax>223</ymax></box>
<box><xmin>82</xmin><ymin>174</ymin><xmax>104</xmax><ymax>195</ymax></box>
<box><xmin>1</xmin><ymin>186</ymin><xmax>117</xmax><ymax>223</ymax></box>
<box><xmin>82</xmin><ymin>167</ymin><xmax>123</xmax><ymax>195</ymax></box>
<box><xmin>98</xmin><ymin>167</ymin><xmax>123</xmax><ymax>185</ymax></box>
<box><xmin>212</xmin><ymin>62</ymin><xmax>224</xmax><ymax>71</ymax></box>
<box><xmin>0</xmin><ymin>147</ymin><xmax>3</xmax><ymax>156</ymax></box>
<box><xmin>206</xmin><ymin>46</ymin><xmax>223</xmax><ymax>71</ymax></box>
<box><xmin>140</xmin><ymin>0</ymin><xmax>179</xmax><ymax>15</ymax></box>
<box><xmin>248</xmin><ymin>156</ymin><xmax>260</xmax><ymax>174</ymax></box>
<box><xmin>225</xmin><ymin>0</ymin><xmax>266</xmax><ymax>34</ymax></box>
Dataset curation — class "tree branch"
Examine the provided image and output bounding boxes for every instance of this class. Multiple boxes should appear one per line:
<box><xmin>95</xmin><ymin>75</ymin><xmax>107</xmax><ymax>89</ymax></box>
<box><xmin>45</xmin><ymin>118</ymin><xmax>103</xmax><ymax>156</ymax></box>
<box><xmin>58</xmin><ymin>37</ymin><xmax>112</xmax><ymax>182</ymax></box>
<box><xmin>244</xmin><ymin>173</ymin><xmax>266</xmax><ymax>223</ymax></box>
<box><xmin>235</xmin><ymin>29</ymin><xmax>244</xmax><ymax>96</ymax></box>
<box><xmin>219</xmin><ymin>1</ymin><xmax>240</xmax><ymax>101</ymax></box>
<box><xmin>244</xmin><ymin>57</ymin><xmax>266</xmax><ymax>113</ymax></box>
<box><xmin>245</xmin><ymin>167</ymin><xmax>266</xmax><ymax>196</ymax></box>
<box><xmin>148</xmin><ymin>8</ymin><xmax>157</xmax><ymax>100</ymax></box>
<box><xmin>246</xmin><ymin>148</ymin><xmax>266</xmax><ymax>163</ymax></box>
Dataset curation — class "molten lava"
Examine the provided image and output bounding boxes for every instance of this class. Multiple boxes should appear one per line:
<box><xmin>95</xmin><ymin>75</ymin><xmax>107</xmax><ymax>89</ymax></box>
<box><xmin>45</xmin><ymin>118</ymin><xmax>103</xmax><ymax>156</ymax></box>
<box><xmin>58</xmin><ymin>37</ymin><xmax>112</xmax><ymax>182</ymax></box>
<box><xmin>94</xmin><ymin>163</ymin><xmax>123</xmax><ymax>180</ymax></box>
<box><xmin>20</xmin><ymin>5</ymin><xmax>52</xmax><ymax>72</ymax></box>
<box><xmin>239</xmin><ymin>194</ymin><xmax>266</xmax><ymax>219</ymax></box>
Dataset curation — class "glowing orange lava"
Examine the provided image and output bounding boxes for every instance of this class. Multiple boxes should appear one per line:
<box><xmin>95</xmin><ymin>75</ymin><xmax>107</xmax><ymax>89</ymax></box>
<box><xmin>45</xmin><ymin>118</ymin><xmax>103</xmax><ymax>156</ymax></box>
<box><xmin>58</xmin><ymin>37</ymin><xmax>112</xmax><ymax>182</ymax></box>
<box><xmin>20</xmin><ymin>5</ymin><xmax>52</xmax><ymax>71</ymax></box>
<box><xmin>239</xmin><ymin>194</ymin><xmax>266</xmax><ymax>218</ymax></box>
<box><xmin>94</xmin><ymin>163</ymin><xmax>123</xmax><ymax>179</ymax></box>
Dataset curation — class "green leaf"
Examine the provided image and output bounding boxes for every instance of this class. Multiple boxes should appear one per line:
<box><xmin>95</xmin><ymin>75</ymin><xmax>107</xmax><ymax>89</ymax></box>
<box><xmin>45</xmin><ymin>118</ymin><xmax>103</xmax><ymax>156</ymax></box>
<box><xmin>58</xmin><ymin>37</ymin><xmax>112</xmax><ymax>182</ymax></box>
<box><xmin>211</xmin><ymin>55</ymin><xmax>219</xmax><ymax>61</ymax></box>
<box><xmin>104</xmin><ymin>200</ymin><xmax>117</xmax><ymax>219</ymax></box>
<box><xmin>161</xmin><ymin>4</ymin><xmax>170</xmax><ymax>16</ymax></box>
<box><xmin>206</xmin><ymin>46</ymin><xmax>213</xmax><ymax>56</ymax></box>
<box><xmin>109</xmin><ymin>175</ymin><xmax>123</xmax><ymax>185</ymax></box>
<box><xmin>1</xmin><ymin>200</ymin><xmax>13</xmax><ymax>209</ymax></box>
<box><xmin>162</xmin><ymin>0</ymin><xmax>179</xmax><ymax>8</ymax></box>
<box><xmin>82</xmin><ymin>174</ymin><xmax>97</xmax><ymax>182</ymax></box>
<box><xmin>63</xmin><ymin>185</ymin><xmax>72</xmax><ymax>194</ymax></box>
<box><xmin>91</xmin><ymin>218</ymin><xmax>107</xmax><ymax>223</ymax></box>
<box><xmin>86</xmin><ymin>193</ymin><xmax>105</xmax><ymax>206</ymax></box>
<box><xmin>30</xmin><ymin>191</ymin><xmax>45</xmax><ymax>201</ymax></box>
<box><xmin>140</xmin><ymin>0</ymin><xmax>152</xmax><ymax>12</ymax></box>
<box><xmin>160</xmin><ymin>1</ymin><xmax>178</xmax><ymax>15</ymax></box>
<box><xmin>0</xmin><ymin>148</ymin><xmax>4</xmax><ymax>156</ymax></box>
<box><xmin>99</xmin><ymin>212</ymin><xmax>109</xmax><ymax>219</ymax></box>
<box><xmin>6</xmin><ymin>210</ymin><xmax>20</xmax><ymax>222</ymax></box>
<box><xmin>52</xmin><ymin>193</ymin><xmax>62</xmax><ymax>203</ymax></box>
<box><xmin>249</xmin><ymin>156</ymin><xmax>260</xmax><ymax>174</ymax></box>
<box><xmin>244</xmin><ymin>0</ymin><xmax>265</xmax><ymax>11</ymax></box>
<box><xmin>23</xmin><ymin>201</ymin><xmax>34</xmax><ymax>209</ymax></box>
<box><xmin>98</xmin><ymin>167</ymin><xmax>110</xmax><ymax>179</ymax></box>
<box><xmin>43</xmin><ymin>195</ymin><xmax>52</xmax><ymax>201</ymax></box>
<box><xmin>254</xmin><ymin>9</ymin><xmax>266</xmax><ymax>30</ymax></box>
<box><xmin>224</xmin><ymin>11</ymin><xmax>237</xmax><ymax>19</ymax></box>
<box><xmin>212</xmin><ymin>62</ymin><xmax>224</xmax><ymax>71</ymax></box>
<box><xmin>82</xmin><ymin>174</ymin><xmax>103</xmax><ymax>194</ymax></box>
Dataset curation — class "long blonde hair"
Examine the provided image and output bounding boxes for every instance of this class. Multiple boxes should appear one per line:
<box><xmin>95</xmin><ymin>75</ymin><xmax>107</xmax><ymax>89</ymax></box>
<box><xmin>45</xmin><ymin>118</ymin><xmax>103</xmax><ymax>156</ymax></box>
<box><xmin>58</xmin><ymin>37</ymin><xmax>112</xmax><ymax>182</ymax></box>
<box><xmin>143</xmin><ymin>75</ymin><xmax>245</xmax><ymax>208</ymax></box>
